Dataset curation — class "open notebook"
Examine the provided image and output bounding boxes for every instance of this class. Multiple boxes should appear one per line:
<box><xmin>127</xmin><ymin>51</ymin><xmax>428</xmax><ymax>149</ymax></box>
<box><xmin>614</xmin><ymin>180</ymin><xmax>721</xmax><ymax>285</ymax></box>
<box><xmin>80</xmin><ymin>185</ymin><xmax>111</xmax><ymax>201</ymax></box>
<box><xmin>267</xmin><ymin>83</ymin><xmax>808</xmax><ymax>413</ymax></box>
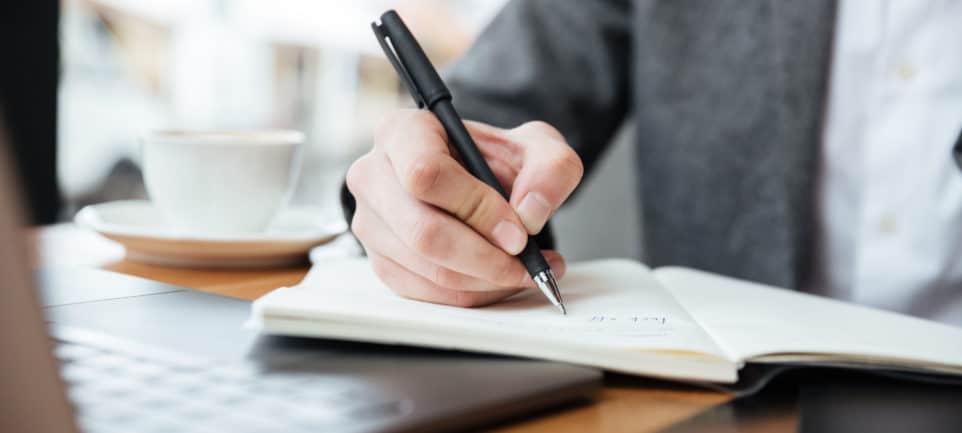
<box><xmin>250</xmin><ymin>259</ymin><xmax>962</xmax><ymax>384</ymax></box>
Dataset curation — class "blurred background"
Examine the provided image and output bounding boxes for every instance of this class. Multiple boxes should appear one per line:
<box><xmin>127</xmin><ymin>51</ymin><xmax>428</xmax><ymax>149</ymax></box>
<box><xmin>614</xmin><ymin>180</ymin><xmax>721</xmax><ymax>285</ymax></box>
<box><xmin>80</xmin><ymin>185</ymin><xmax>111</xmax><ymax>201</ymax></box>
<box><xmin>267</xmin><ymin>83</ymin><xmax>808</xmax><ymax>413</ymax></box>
<box><xmin>53</xmin><ymin>0</ymin><xmax>642</xmax><ymax>261</ymax></box>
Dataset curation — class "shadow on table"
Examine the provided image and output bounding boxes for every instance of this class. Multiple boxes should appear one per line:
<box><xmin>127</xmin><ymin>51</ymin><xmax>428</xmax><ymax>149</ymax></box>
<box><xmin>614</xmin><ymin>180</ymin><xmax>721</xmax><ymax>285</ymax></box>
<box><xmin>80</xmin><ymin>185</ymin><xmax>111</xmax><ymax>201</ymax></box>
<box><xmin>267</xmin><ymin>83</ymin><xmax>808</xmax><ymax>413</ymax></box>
<box><xmin>657</xmin><ymin>367</ymin><xmax>962</xmax><ymax>433</ymax></box>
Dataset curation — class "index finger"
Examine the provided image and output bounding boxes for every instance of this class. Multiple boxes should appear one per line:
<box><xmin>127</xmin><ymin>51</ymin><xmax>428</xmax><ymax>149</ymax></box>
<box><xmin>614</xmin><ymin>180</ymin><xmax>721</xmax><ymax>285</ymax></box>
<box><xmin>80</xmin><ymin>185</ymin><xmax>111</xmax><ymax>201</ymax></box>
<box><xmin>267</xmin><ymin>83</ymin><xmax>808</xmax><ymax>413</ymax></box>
<box><xmin>376</xmin><ymin>110</ymin><xmax>530</xmax><ymax>255</ymax></box>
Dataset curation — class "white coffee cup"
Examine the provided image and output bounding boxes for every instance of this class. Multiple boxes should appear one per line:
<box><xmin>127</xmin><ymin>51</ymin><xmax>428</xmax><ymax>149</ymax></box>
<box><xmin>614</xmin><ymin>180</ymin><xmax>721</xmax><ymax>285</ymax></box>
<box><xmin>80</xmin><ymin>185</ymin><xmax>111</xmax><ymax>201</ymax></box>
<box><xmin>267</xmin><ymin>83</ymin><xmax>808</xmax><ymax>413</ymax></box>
<box><xmin>142</xmin><ymin>130</ymin><xmax>303</xmax><ymax>235</ymax></box>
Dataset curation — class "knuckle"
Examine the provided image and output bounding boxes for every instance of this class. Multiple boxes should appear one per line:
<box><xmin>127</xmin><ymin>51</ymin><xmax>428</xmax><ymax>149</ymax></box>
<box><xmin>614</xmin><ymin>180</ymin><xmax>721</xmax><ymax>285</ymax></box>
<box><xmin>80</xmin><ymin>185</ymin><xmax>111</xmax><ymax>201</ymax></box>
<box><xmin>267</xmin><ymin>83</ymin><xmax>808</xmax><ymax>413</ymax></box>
<box><xmin>513</xmin><ymin>121</ymin><xmax>582</xmax><ymax>181</ymax></box>
<box><xmin>456</xmin><ymin>186</ymin><xmax>502</xmax><ymax>228</ymax></box>
<box><xmin>402</xmin><ymin>157</ymin><xmax>443</xmax><ymax>198</ymax></box>
<box><xmin>408</xmin><ymin>216</ymin><xmax>447</xmax><ymax>257</ymax></box>
<box><xmin>551</xmin><ymin>147</ymin><xmax>584</xmax><ymax>179</ymax></box>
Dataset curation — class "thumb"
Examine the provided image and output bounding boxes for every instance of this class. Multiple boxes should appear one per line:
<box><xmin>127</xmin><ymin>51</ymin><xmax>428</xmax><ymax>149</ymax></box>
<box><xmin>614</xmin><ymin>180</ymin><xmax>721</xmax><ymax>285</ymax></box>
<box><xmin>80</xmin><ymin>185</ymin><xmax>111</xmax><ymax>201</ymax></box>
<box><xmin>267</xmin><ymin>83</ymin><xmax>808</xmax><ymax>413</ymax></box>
<box><xmin>506</xmin><ymin>121</ymin><xmax>584</xmax><ymax>234</ymax></box>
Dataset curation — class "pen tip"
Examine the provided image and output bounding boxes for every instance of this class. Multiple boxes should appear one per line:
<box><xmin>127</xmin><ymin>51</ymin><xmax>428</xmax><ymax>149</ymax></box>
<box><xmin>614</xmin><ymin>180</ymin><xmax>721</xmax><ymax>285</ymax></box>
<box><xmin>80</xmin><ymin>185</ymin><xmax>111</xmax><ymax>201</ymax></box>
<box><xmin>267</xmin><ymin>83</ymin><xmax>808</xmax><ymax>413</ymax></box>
<box><xmin>534</xmin><ymin>269</ymin><xmax>566</xmax><ymax>315</ymax></box>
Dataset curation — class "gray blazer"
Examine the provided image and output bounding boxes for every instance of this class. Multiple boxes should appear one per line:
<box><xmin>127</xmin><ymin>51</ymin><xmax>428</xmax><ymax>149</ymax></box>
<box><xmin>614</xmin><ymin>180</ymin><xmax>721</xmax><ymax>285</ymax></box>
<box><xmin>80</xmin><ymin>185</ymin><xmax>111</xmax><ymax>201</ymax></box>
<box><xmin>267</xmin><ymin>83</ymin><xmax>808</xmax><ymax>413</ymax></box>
<box><xmin>447</xmin><ymin>0</ymin><xmax>837</xmax><ymax>289</ymax></box>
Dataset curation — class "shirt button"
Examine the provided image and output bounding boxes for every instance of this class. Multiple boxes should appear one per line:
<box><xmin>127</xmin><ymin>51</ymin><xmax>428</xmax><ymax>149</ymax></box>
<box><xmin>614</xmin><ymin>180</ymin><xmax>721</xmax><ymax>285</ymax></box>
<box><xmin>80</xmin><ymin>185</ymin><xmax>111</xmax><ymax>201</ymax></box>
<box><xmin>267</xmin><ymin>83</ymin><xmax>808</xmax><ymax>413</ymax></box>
<box><xmin>879</xmin><ymin>213</ymin><xmax>898</xmax><ymax>234</ymax></box>
<box><xmin>897</xmin><ymin>63</ymin><xmax>916</xmax><ymax>81</ymax></box>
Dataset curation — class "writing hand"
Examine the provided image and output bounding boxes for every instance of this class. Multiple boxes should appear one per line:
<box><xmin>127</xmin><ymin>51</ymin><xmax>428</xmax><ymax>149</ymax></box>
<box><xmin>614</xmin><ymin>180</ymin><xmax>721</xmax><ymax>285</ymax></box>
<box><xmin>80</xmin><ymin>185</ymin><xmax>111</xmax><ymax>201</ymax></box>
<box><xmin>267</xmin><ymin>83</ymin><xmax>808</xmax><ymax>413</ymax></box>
<box><xmin>347</xmin><ymin>109</ymin><xmax>583</xmax><ymax>307</ymax></box>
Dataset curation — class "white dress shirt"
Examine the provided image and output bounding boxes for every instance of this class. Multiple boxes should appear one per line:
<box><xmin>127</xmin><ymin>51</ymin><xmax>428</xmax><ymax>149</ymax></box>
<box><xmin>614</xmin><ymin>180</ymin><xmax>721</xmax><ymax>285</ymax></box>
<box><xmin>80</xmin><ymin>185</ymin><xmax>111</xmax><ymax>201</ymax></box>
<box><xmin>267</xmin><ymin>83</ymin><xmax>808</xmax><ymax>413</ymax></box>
<box><xmin>813</xmin><ymin>0</ymin><xmax>962</xmax><ymax>326</ymax></box>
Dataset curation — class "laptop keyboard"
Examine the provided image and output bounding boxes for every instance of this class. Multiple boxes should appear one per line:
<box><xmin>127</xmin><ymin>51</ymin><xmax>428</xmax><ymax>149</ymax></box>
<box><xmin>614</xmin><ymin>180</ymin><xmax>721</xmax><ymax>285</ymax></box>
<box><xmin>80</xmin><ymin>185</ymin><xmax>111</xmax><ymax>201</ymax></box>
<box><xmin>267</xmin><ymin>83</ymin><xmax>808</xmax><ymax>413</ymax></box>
<box><xmin>53</xmin><ymin>340</ymin><xmax>409</xmax><ymax>433</ymax></box>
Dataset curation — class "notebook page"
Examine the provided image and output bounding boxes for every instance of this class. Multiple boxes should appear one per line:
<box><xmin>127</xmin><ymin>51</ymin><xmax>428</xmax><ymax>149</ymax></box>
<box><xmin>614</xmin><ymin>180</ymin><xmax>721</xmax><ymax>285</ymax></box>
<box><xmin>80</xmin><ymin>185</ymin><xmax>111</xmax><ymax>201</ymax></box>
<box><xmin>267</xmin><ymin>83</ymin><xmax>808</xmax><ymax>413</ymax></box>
<box><xmin>253</xmin><ymin>258</ymin><xmax>727</xmax><ymax>357</ymax></box>
<box><xmin>655</xmin><ymin>267</ymin><xmax>962</xmax><ymax>370</ymax></box>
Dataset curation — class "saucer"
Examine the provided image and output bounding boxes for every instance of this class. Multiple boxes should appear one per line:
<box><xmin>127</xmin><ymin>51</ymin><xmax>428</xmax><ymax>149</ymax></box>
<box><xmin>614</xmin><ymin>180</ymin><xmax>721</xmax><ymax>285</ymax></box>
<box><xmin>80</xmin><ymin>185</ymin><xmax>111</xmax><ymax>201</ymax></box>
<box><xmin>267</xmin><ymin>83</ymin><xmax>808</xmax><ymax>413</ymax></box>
<box><xmin>75</xmin><ymin>200</ymin><xmax>347</xmax><ymax>268</ymax></box>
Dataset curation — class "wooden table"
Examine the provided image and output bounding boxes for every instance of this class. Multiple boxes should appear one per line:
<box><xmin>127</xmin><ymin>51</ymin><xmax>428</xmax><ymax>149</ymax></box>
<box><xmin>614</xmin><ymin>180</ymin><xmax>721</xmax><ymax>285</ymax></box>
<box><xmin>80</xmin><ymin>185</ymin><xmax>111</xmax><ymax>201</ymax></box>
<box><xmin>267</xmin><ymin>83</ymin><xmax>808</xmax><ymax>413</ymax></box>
<box><xmin>34</xmin><ymin>224</ymin><xmax>739</xmax><ymax>433</ymax></box>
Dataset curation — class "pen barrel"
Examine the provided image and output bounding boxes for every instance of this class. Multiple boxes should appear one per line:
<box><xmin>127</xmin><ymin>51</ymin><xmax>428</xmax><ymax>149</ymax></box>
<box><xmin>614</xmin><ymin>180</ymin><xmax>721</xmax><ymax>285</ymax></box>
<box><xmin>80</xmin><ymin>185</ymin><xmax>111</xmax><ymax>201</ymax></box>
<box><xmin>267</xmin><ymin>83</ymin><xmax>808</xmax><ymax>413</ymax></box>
<box><xmin>378</xmin><ymin>10</ymin><xmax>450</xmax><ymax>107</ymax></box>
<box><xmin>517</xmin><ymin>241</ymin><xmax>551</xmax><ymax>274</ymax></box>
<box><xmin>433</xmin><ymin>101</ymin><xmax>551</xmax><ymax>274</ymax></box>
<box><xmin>433</xmin><ymin>102</ymin><xmax>507</xmax><ymax>197</ymax></box>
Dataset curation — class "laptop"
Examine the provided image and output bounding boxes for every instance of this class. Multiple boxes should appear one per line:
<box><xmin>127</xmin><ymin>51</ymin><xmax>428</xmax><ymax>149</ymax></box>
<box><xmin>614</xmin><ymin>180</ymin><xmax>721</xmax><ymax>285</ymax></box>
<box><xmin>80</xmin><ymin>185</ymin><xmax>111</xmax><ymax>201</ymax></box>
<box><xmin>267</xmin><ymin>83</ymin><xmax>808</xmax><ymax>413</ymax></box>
<box><xmin>0</xmin><ymin>126</ymin><xmax>601</xmax><ymax>433</ymax></box>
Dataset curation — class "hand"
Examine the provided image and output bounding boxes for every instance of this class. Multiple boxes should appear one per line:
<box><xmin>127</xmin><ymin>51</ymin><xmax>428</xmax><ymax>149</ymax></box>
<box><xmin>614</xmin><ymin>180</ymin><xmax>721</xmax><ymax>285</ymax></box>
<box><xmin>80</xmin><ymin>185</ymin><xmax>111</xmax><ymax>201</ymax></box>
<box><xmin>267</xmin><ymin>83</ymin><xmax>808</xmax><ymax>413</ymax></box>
<box><xmin>347</xmin><ymin>109</ymin><xmax>584</xmax><ymax>307</ymax></box>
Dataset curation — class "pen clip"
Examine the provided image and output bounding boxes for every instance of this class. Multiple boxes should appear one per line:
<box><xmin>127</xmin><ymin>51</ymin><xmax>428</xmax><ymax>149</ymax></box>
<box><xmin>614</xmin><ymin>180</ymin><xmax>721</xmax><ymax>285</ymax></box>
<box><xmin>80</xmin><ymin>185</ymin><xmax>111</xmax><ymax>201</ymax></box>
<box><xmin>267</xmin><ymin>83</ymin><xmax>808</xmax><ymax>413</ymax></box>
<box><xmin>372</xmin><ymin>22</ymin><xmax>426</xmax><ymax>109</ymax></box>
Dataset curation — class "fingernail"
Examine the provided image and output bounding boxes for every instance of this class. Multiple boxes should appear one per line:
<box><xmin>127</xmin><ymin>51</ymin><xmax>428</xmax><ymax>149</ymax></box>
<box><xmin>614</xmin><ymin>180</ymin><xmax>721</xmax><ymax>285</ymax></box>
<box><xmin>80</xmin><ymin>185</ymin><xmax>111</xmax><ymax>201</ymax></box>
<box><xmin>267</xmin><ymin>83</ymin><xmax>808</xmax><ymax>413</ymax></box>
<box><xmin>517</xmin><ymin>193</ymin><xmax>552</xmax><ymax>234</ymax></box>
<box><xmin>492</xmin><ymin>220</ymin><xmax>528</xmax><ymax>254</ymax></box>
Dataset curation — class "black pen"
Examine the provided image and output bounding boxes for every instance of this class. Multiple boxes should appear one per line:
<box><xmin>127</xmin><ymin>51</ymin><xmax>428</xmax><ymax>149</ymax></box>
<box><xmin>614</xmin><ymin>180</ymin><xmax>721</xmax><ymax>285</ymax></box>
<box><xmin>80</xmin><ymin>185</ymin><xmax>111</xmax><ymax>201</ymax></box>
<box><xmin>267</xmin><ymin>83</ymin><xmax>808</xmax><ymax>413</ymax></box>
<box><xmin>372</xmin><ymin>10</ymin><xmax>566</xmax><ymax>314</ymax></box>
